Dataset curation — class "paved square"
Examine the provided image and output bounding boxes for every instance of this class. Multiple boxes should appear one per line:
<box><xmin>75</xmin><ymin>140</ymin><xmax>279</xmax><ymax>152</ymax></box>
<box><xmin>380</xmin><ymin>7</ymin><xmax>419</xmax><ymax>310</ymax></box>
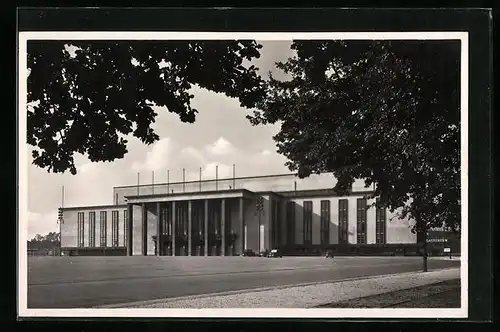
<box><xmin>27</xmin><ymin>256</ymin><xmax>460</xmax><ymax>308</ymax></box>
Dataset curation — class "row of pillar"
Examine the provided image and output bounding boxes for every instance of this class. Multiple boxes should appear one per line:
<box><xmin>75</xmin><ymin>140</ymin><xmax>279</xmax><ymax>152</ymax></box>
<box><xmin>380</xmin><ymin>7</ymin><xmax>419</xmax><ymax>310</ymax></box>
<box><xmin>126</xmin><ymin>197</ymin><xmax>246</xmax><ymax>256</ymax></box>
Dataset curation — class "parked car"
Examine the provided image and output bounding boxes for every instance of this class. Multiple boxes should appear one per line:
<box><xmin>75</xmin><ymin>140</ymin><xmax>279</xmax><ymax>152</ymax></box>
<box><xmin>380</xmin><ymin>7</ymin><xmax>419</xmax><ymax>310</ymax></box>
<box><xmin>241</xmin><ymin>249</ymin><xmax>256</xmax><ymax>257</ymax></box>
<box><xmin>267</xmin><ymin>248</ymin><xmax>283</xmax><ymax>258</ymax></box>
<box><xmin>259</xmin><ymin>249</ymin><xmax>269</xmax><ymax>257</ymax></box>
<box><xmin>325</xmin><ymin>251</ymin><xmax>334</xmax><ymax>258</ymax></box>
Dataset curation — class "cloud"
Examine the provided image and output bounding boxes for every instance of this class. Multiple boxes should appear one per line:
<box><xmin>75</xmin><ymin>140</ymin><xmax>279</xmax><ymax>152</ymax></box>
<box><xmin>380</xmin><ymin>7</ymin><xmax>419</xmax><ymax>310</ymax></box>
<box><xmin>130</xmin><ymin>136</ymin><xmax>244</xmax><ymax>183</ymax></box>
<box><xmin>178</xmin><ymin>139</ymin><xmax>290</xmax><ymax>183</ymax></box>
<box><xmin>79</xmin><ymin>162</ymin><xmax>99</xmax><ymax>174</ymax></box>
<box><xmin>131</xmin><ymin>137</ymin><xmax>209</xmax><ymax>173</ymax></box>
<box><xmin>202</xmin><ymin>162</ymin><xmax>233</xmax><ymax>179</ymax></box>
<box><xmin>27</xmin><ymin>210</ymin><xmax>59</xmax><ymax>239</ymax></box>
<box><xmin>180</xmin><ymin>146</ymin><xmax>205</xmax><ymax>163</ymax></box>
<box><xmin>131</xmin><ymin>137</ymin><xmax>174</xmax><ymax>171</ymax></box>
<box><xmin>205</xmin><ymin>136</ymin><xmax>235</xmax><ymax>156</ymax></box>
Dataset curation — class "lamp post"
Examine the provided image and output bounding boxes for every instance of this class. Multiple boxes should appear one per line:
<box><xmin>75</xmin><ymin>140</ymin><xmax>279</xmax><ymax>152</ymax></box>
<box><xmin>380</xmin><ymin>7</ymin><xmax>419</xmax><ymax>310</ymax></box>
<box><xmin>58</xmin><ymin>185</ymin><xmax>65</xmax><ymax>256</ymax></box>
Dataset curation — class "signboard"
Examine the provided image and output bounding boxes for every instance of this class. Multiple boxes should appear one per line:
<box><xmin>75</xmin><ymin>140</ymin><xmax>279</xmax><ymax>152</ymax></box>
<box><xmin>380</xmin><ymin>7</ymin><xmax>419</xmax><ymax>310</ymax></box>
<box><xmin>443</xmin><ymin>247</ymin><xmax>451</xmax><ymax>253</ymax></box>
<box><xmin>428</xmin><ymin>238</ymin><xmax>447</xmax><ymax>243</ymax></box>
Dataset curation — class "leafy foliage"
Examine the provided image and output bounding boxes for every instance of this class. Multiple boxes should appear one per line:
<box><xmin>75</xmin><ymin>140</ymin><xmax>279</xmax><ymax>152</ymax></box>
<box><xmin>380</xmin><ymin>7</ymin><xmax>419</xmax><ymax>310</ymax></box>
<box><xmin>249</xmin><ymin>40</ymin><xmax>461</xmax><ymax>233</ymax></box>
<box><xmin>27</xmin><ymin>40</ymin><xmax>265</xmax><ymax>174</ymax></box>
<box><xmin>28</xmin><ymin>231</ymin><xmax>61</xmax><ymax>251</ymax></box>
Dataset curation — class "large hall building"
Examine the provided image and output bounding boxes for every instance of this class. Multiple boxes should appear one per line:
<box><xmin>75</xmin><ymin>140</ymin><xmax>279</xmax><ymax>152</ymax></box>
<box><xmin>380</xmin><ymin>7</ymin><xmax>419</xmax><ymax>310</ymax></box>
<box><xmin>59</xmin><ymin>173</ymin><xmax>428</xmax><ymax>257</ymax></box>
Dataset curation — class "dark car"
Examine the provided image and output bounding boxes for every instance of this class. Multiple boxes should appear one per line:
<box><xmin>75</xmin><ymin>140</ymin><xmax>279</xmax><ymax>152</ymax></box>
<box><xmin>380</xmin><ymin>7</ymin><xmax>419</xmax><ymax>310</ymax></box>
<box><xmin>267</xmin><ymin>249</ymin><xmax>283</xmax><ymax>258</ymax></box>
<box><xmin>259</xmin><ymin>249</ymin><xmax>269</xmax><ymax>257</ymax></box>
<box><xmin>241</xmin><ymin>249</ymin><xmax>256</xmax><ymax>257</ymax></box>
<box><xmin>325</xmin><ymin>251</ymin><xmax>335</xmax><ymax>258</ymax></box>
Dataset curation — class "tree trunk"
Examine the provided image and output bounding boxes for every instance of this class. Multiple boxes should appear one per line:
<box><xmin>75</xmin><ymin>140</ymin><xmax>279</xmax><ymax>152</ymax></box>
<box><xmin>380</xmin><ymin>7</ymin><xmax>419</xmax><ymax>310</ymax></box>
<box><xmin>415</xmin><ymin>212</ymin><xmax>428</xmax><ymax>273</ymax></box>
<box><xmin>423</xmin><ymin>230</ymin><xmax>428</xmax><ymax>272</ymax></box>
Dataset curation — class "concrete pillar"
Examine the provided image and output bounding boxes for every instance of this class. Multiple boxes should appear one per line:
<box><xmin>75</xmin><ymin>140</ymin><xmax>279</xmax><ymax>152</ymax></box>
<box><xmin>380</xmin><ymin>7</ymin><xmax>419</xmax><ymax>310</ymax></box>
<box><xmin>156</xmin><ymin>202</ymin><xmax>162</xmax><ymax>256</ymax></box>
<box><xmin>188</xmin><ymin>200</ymin><xmax>192</xmax><ymax>256</ymax></box>
<box><xmin>172</xmin><ymin>201</ymin><xmax>176</xmax><ymax>256</ymax></box>
<box><xmin>221</xmin><ymin>199</ymin><xmax>225</xmax><ymax>256</ymax></box>
<box><xmin>239</xmin><ymin>197</ymin><xmax>245</xmax><ymax>253</ymax></box>
<box><xmin>204</xmin><ymin>199</ymin><xmax>209</xmax><ymax>256</ymax></box>
<box><xmin>127</xmin><ymin>204</ymin><xmax>133</xmax><ymax>256</ymax></box>
<box><xmin>142</xmin><ymin>203</ymin><xmax>147</xmax><ymax>256</ymax></box>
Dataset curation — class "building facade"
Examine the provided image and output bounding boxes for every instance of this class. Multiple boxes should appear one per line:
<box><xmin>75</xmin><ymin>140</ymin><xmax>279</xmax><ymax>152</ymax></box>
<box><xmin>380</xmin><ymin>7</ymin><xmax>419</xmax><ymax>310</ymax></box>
<box><xmin>60</xmin><ymin>173</ymin><xmax>421</xmax><ymax>256</ymax></box>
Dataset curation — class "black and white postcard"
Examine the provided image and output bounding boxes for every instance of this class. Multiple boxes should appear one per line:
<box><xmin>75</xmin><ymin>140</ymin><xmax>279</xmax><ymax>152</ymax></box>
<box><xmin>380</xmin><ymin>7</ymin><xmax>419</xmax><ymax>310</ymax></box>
<box><xmin>18</xmin><ymin>9</ymin><xmax>488</xmax><ymax>319</ymax></box>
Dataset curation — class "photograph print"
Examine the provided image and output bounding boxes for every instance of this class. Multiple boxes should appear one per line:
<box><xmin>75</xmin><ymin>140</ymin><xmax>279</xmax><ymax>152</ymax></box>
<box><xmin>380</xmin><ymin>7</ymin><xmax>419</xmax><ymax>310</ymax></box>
<box><xmin>19</xmin><ymin>32</ymin><xmax>466</xmax><ymax>318</ymax></box>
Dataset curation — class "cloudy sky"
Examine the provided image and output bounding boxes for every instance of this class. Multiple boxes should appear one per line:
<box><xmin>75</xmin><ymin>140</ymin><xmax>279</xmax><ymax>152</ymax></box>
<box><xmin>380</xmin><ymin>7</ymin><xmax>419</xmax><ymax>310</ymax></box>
<box><xmin>26</xmin><ymin>40</ymin><xmax>297</xmax><ymax>239</ymax></box>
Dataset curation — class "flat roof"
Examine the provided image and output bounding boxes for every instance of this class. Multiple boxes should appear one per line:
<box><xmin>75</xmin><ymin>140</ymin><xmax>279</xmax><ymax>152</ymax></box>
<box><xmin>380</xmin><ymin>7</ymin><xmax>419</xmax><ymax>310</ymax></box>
<box><xmin>279</xmin><ymin>188</ymin><xmax>375</xmax><ymax>198</ymax></box>
<box><xmin>124</xmin><ymin>188</ymin><xmax>256</xmax><ymax>204</ymax></box>
<box><xmin>124</xmin><ymin>188</ymin><xmax>252</xmax><ymax>199</ymax></box>
<box><xmin>61</xmin><ymin>188</ymin><xmax>377</xmax><ymax>211</ymax></box>
<box><xmin>113</xmin><ymin>173</ymin><xmax>297</xmax><ymax>189</ymax></box>
<box><xmin>61</xmin><ymin>204</ymin><xmax>127</xmax><ymax>211</ymax></box>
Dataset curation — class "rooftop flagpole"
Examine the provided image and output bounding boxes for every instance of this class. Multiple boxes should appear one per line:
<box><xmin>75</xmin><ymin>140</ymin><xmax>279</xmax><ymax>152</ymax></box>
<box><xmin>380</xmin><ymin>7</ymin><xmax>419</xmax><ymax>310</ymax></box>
<box><xmin>216</xmin><ymin>165</ymin><xmax>218</xmax><ymax>191</ymax></box>
<box><xmin>183</xmin><ymin>168</ymin><xmax>186</xmax><ymax>192</ymax></box>
<box><xmin>167</xmin><ymin>170</ymin><xmax>170</xmax><ymax>194</ymax></box>
<box><xmin>152</xmin><ymin>170</ymin><xmax>155</xmax><ymax>194</ymax></box>
<box><xmin>199</xmin><ymin>167</ymin><xmax>202</xmax><ymax>192</ymax></box>
<box><xmin>137</xmin><ymin>172</ymin><xmax>140</xmax><ymax>195</ymax></box>
<box><xmin>233</xmin><ymin>164</ymin><xmax>235</xmax><ymax>189</ymax></box>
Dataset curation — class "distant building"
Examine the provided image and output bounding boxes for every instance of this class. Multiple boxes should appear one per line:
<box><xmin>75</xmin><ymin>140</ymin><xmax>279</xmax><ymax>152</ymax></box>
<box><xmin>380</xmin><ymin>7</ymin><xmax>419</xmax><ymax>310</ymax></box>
<box><xmin>60</xmin><ymin>173</ymin><xmax>431</xmax><ymax>257</ymax></box>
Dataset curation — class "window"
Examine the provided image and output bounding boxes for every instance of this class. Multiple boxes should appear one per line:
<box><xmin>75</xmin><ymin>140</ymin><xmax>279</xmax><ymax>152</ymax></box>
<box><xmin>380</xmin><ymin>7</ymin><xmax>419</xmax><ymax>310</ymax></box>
<box><xmin>191</xmin><ymin>203</ymin><xmax>198</xmax><ymax>236</ymax></box>
<box><xmin>270</xmin><ymin>199</ymin><xmax>276</xmax><ymax>247</ymax></box>
<box><xmin>100</xmin><ymin>211</ymin><xmax>107</xmax><ymax>247</ymax></box>
<box><xmin>112</xmin><ymin>211</ymin><xmax>119</xmax><ymax>247</ymax></box>
<box><xmin>209</xmin><ymin>201</ymin><xmax>218</xmax><ymax>236</ymax></box>
<box><xmin>286</xmin><ymin>201</ymin><xmax>296</xmax><ymax>245</ymax></box>
<box><xmin>183</xmin><ymin>202</ymin><xmax>188</xmax><ymax>236</ymax></box>
<box><xmin>270</xmin><ymin>199</ymin><xmax>281</xmax><ymax>248</ymax></box>
<box><xmin>161</xmin><ymin>205</ymin><xmax>170</xmax><ymax>236</ymax></box>
<box><xmin>175</xmin><ymin>203</ymin><xmax>181</xmax><ymax>236</ymax></box>
<box><xmin>77</xmin><ymin>212</ymin><xmax>85</xmax><ymax>248</ymax></box>
<box><xmin>215</xmin><ymin>201</ymin><xmax>221</xmax><ymax>236</ymax></box>
<box><xmin>303</xmin><ymin>201</ymin><xmax>313</xmax><ymax>244</ymax></box>
<box><xmin>320</xmin><ymin>200</ymin><xmax>330</xmax><ymax>245</ymax></box>
<box><xmin>357</xmin><ymin>198</ymin><xmax>367</xmax><ymax>244</ymax></box>
<box><xmin>275</xmin><ymin>200</ymin><xmax>281</xmax><ymax>246</ymax></box>
<box><xmin>88</xmin><ymin>212</ymin><xmax>96</xmax><ymax>247</ymax></box>
<box><xmin>375</xmin><ymin>199</ymin><xmax>387</xmax><ymax>244</ymax></box>
<box><xmin>123</xmin><ymin>209</ymin><xmax>128</xmax><ymax>245</ymax></box>
<box><xmin>192</xmin><ymin>202</ymin><xmax>198</xmax><ymax>238</ymax></box>
<box><xmin>174</xmin><ymin>202</ymin><xmax>189</xmax><ymax>237</ymax></box>
<box><xmin>224</xmin><ymin>199</ymin><xmax>231</xmax><ymax>235</ymax></box>
<box><xmin>338</xmin><ymin>199</ymin><xmax>349</xmax><ymax>244</ymax></box>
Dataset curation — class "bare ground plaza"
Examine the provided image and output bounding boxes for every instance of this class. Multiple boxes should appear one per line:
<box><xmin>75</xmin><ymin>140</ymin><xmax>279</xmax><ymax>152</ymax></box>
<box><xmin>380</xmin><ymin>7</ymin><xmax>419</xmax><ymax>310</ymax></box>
<box><xmin>28</xmin><ymin>255</ymin><xmax>460</xmax><ymax>308</ymax></box>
